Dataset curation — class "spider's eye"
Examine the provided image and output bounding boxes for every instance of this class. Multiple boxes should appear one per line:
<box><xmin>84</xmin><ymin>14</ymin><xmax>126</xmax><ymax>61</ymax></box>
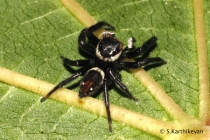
<box><xmin>96</xmin><ymin>37</ymin><xmax>123</xmax><ymax>62</ymax></box>
<box><xmin>79</xmin><ymin>67</ymin><xmax>104</xmax><ymax>98</ymax></box>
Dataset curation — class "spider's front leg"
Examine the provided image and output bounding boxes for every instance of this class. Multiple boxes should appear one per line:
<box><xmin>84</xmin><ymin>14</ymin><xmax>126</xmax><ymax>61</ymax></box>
<box><xmin>90</xmin><ymin>21</ymin><xmax>115</xmax><ymax>30</ymax></box>
<box><xmin>87</xmin><ymin>21</ymin><xmax>115</xmax><ymax>44</ymax></box>
<box><xmin>88</xmin><ymin>21</ymin><xmax>116</xmax><ymax>38</ymax></box>
<box><xmin>78</xmin><ymin>29</ymin><xmax>96</xmax><ymax>55</ymax></box>
<box><xmin>79</xmin><ymin>21</ymin><xmax>116</xmax><ymax>54</ymax></box>
<box><xmin>106</xmin><ymin>68</ymin><xmax>138</xmax><ymax>101</ymax></box>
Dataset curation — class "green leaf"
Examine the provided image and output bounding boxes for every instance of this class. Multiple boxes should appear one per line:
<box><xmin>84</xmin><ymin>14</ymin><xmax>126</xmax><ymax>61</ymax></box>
<box><xmin>0</xmin><ymin>0</ymin><xmax>209</xmax><ymax>139</ymax></box>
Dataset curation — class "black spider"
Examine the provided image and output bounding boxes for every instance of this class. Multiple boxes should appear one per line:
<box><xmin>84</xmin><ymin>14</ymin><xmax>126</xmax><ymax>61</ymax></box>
<box><xmin>40</xmin><ymin>21</ymin><xmax>166</xmax><ymax>132</ymax></box>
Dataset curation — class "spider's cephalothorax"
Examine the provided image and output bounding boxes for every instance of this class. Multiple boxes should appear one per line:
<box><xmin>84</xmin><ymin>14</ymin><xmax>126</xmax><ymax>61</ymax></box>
<box><xmin>40</xmin><ymin>21</ymin><xmax>166</xmax><ymax>132</ymax></box>
<box><xmin>96</xmin><ymin>33</ymin><xmax>123</xmax><ymax>62</ymax></box>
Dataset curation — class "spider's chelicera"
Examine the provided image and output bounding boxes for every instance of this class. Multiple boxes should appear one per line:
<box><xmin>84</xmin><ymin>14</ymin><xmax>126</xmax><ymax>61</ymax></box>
<box><xmin>40</xmin><ymin>21</ymin><xmax>166</xmax><ymax>132</ymax></box>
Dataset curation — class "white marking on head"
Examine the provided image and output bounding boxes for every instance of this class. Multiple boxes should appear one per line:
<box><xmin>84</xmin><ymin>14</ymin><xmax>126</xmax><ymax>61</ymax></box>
<box><xmin>102</xmin><ymin>31</ymin><xmax>115</xmax><ymax>37</ymax></box>
<box><xmin>96</xmin><ymin>47</ymin><xmax>122</xmax><ymax>62</ymax></box>
<box><xmin>96</xmin><ymin>34</ymin><xmax>123</xmax><ymax>62</ymax></box>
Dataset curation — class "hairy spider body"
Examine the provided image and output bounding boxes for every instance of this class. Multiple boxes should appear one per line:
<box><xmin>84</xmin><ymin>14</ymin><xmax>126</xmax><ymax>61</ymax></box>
<box><xmin>41</xmin><ymin>21</ymin><xmax>166</xmax><ymax>132</ymax></box>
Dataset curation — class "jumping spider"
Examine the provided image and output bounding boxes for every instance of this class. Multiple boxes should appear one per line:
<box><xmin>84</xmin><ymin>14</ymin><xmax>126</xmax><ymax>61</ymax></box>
<box><xmin>40</xmin><ymin>21</ymin><xmax>166</xmax><ymax>132</ymax></box>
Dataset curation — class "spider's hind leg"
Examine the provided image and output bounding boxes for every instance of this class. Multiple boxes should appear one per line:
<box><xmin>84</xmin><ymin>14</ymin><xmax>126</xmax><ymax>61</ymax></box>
<box><xmin>103</xmin><ymin>79</ymin><xmax>112</xmax><ymax>132</ymax></box>
<box><xmin>106</xmin><ymin>68</ymin><xmax>138</xmax><ymax>102</ymax></box>
<box><xmin>40</xmin><ymin>72</ymin><xmax>83</xmax><ymax>102</ymax></box>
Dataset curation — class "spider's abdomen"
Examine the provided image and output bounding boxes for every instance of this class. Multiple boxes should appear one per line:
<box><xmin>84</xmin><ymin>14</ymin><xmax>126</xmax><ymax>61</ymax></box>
<box><xmin>96</xmin><ymin>35</ymin><xmax>123</xmax><ymax>62</ymax></box>
<box><xmin>79</xmin><ymin>67</ymin><xmax>105</xmax><ymax>98</ymax></box>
